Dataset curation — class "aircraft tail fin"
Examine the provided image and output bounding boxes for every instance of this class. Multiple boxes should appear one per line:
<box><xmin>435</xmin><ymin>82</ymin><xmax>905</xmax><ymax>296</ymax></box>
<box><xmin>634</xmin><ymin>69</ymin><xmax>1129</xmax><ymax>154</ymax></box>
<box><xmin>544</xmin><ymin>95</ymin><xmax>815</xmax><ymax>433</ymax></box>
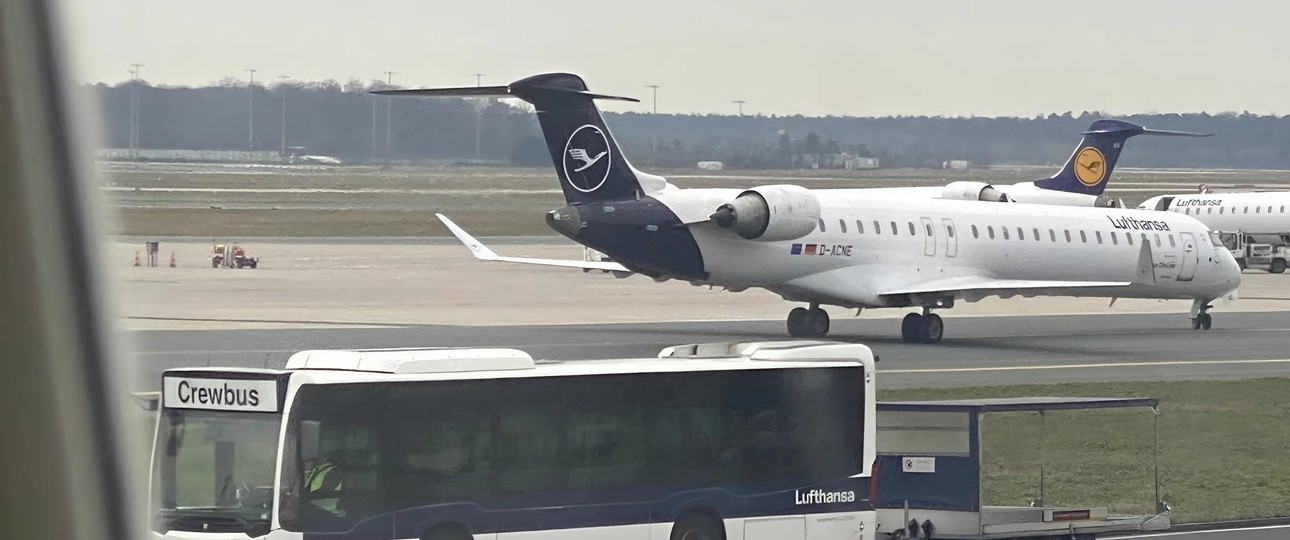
<box><xmin>1034</xmin><ymin>119</ymin><xmax>1212</xmax><ymax>196</ymax></box>
<box><xmin>376</xmin><ymin>73</ymin><xmax>649</xmax><ymax>206</ymax></box>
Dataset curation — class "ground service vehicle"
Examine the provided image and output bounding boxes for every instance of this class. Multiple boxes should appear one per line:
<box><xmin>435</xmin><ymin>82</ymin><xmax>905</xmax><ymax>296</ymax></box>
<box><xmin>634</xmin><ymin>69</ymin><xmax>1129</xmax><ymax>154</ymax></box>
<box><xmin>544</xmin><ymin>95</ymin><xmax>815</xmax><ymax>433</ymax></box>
<box><xmin>1218</xmin><ymin>231</ymin><xmax>1288</xmax><ymax>273</ymax></box>
<box><xmin>147</xmin><ymin>341</ymin><xmax>877</xmax><ymax>540</ymax></box>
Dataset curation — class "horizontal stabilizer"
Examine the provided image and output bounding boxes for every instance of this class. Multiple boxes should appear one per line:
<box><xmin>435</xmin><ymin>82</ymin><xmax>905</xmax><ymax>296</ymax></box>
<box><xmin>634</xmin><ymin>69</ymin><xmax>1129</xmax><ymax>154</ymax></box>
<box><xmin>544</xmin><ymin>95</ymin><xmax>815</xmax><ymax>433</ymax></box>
<box><xmin>1139</xmin><ymin>128</ymin><xmax>1213</xmax><ymax>138</ymax></box>
<box><xmin>374</xmin><ymin>84</ymin><xmax>639</xmax><ymax>103</ymax></box>
<box><xmin>881</xmin><ymin>277</ymin><xmax>1130</xmax><ymax>297</ymax></box>
<box><xmin>436</xmin><ymin>214</ymin><xmax>631</xmax><ymax>273</ymax></box>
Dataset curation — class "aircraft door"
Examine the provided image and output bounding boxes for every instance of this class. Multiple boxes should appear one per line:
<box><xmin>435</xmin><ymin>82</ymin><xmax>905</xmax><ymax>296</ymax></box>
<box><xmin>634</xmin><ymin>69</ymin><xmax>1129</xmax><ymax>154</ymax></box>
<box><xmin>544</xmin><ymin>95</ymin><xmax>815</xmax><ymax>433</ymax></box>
<box><xmin>1178</xmin><ymin>232</ymin><xmax>1198</xmax><ymax>281</ymax></box>
<box><xmin>921</xmin><ymin>217</ymin><xmax>936</xmax><ymax>256</ymax></box>
<box><xmin>942</xmin><ymin>218</ymin><xmax>958</xmax><ymax>257</ymax></box>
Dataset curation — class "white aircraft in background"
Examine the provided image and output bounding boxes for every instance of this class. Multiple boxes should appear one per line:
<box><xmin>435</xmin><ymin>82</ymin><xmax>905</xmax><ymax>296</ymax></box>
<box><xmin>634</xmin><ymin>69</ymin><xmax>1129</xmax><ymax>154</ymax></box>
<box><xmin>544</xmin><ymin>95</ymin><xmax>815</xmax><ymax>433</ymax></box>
<box><xmin>863</xmin><ymin>119</ymin><xmax>1211</xmax><ymax>207</ymax></box>
<box><xmin>1139</xmin><ymin>188</ymin><xmax>1290</xmax><ymax>236</ymax></box>
<box><xmin>380</xmin><ymin>73</ymin><xmax>1242</xmax><ymax>342</ymax></box>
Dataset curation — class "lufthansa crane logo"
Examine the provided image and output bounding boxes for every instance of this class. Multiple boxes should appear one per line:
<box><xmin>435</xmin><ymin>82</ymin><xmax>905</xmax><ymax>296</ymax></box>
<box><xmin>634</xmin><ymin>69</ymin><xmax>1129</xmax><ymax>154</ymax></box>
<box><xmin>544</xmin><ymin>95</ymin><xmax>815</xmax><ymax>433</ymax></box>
<box><xmin>1074</xmin><ymin>146</ymin><xmax>1106</xmax><ymax>187</ymax></box>
<box><xmin>562</xmin><ymin>124</ymin><xmax>612</xmax><ymax>193</ymax></box>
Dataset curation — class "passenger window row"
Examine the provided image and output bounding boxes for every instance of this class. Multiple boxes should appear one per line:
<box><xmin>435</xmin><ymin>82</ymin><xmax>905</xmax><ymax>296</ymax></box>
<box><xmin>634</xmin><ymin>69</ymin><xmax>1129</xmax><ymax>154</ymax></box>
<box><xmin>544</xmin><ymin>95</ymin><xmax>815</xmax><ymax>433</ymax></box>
<box><xmin>816</xmin><ymin>217</ymin><xmax>1194</xmax><ymax>250</ymax></box>
<box><xmin>1178</xmin><ymin>205</ymin><xmax>1286</xmax><ymax>215</ymax></box>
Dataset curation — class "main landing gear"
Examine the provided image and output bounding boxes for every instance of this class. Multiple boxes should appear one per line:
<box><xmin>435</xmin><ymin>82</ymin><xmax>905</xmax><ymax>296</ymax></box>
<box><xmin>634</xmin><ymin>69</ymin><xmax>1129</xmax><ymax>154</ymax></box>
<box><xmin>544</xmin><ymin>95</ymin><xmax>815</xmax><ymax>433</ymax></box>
<box><xmin>900</xmin><ymin>307</ymin><xmax>944</xmax><ymax>344</ymax></box>
<box><xmin>1191</xmin><ymin>300</ymin><xmax>1214</xmax><ymax>331</ymax></box>
<box><xmin>787</xmin><ymin>304</ymin><xmax>830</xmax><ymax>337</ymax></box>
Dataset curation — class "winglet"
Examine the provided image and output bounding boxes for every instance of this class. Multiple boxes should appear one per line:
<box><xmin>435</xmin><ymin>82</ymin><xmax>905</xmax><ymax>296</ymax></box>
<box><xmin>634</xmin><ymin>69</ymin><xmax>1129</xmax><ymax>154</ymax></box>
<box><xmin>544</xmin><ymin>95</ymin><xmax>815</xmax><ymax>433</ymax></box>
<box><xmin>436</xmin><ymin>213</ymin><xmax>499</xmax><ymax>261</ymax></box>
<box><xmin>435</xmin><ymin>213</ymin><xmax>633</xmax><ymax>273</ymax></box>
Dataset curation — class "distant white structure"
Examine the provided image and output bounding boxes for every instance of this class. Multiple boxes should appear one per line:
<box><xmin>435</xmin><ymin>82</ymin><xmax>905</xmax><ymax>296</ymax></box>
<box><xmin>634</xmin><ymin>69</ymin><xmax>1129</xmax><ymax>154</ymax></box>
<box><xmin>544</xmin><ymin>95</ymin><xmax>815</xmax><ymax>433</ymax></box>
<box><xmin>943</xmin><ymin>159</ymin><xmax>971</xmax><ymax>170</ymax></box>
<box><xmin>697</xmin><ymin>161</ymin><xmax>724</xmax><ymax>171</ymax></box>
<box><xmin>98</xmin><ymin>148</ymin><xmax>282</xmax><ymax>163</ymax></box>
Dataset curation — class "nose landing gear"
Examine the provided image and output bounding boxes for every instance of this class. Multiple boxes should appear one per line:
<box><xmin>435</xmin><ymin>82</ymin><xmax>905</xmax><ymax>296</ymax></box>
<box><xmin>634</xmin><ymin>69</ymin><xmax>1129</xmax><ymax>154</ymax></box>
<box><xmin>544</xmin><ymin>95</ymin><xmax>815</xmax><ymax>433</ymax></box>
<box><xmin>1190</xmin><ymin>299</ymin><xmax>1214</xmax><ymax>331</ymax></box>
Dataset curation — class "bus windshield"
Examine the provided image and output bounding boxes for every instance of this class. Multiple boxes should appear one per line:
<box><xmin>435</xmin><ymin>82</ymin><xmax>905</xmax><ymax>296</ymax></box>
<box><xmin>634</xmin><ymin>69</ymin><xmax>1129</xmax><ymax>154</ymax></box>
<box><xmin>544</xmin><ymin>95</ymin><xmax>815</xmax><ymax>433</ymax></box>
<box><xmin>278</xmin><ymin>367</ymin><xmax>865</xmax><ymax>536</ymax></box>
<box><xmin>150</xmin><ymin>409</ymin><xmax>281</xmax><ymax>536</ymax></box>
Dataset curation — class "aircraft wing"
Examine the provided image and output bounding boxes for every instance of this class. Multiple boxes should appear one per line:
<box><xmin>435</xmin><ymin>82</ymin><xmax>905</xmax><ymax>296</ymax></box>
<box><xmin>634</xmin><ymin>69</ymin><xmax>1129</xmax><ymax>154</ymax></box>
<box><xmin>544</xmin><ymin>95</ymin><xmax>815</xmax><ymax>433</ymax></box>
<box><xmin>436</xmin><ymin>214</ymin><xmax>632</xmax><ymax>273</ymax></box>
<box><xmin>880</xmin><ymin>277</ymin><xmax>1130</xmax><ymax>297</ymax></box>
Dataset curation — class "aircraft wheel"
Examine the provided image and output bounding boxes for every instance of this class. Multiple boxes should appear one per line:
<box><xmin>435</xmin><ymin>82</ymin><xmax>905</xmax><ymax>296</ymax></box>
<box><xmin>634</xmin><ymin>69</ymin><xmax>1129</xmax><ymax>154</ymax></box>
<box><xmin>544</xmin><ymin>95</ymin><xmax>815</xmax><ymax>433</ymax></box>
<box><xmin>901</xmin><ymin>313</ymin><xmax>924</xmax><ymax>343</ymax></box>
<box><xmin>787</xmin><ymin>307</ymin><xmax>809</xmax><ymax>337</ymax></box>
<box><xmin>808</xmin><ymin>307</ymin><xmax>830</xmax><ymax>337</ymax></box>
<box><xmin>1201</xmin><ymin>313</ymin><xmax>1213</xmax><ymax>331</ymax></box>
<box><xmin>1191</xmin><ymin>317</ymin><xmax>1202</xmax><ymax>330</ymax></box>
<box><xmin>924</xmin><ymin>314</ymin><xmax>945</xmax><ymax>343</ymax></box>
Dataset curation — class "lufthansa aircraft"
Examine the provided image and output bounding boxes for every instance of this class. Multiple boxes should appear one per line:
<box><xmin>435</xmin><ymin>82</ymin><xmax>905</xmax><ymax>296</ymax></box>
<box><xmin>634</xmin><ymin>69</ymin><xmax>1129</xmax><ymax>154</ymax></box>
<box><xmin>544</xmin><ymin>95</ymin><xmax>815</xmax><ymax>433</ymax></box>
<box><xmin>1139</xmin><ymin>189</ymin><xmax>1290</xmax><ymax>236</ymax></box>
<box><xmin>862</xmin><ymin>119</ymin><xmax>1210</xmax><ymax>208</ymax></box>
<box><xmin>379</xmin><ymin>73</ymin><xmax>1242</xmax><ymax>342</ymax></box>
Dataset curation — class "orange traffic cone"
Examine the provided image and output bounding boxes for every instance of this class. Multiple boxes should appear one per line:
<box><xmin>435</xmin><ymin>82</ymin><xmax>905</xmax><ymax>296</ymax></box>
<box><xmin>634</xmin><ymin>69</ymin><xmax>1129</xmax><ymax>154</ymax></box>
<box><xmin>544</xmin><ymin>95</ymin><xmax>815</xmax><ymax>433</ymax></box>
<box><xmin>169</xmin><ymin>252</ymin><xmax>176</xmax><ymax>267</ymax></box>
<box><xmin>133</xmin><ymin>251</ymin><xmax>141</xmax><ymax>266</ymax></box>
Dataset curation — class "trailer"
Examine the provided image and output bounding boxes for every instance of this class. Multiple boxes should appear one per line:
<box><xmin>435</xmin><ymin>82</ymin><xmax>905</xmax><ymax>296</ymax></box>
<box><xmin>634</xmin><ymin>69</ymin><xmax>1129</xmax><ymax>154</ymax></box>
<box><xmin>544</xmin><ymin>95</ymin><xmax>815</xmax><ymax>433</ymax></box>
<box><xmin>873</xmin><ymin>397</ymin><xmax>1170</xmax><ymax>540</ymax></box>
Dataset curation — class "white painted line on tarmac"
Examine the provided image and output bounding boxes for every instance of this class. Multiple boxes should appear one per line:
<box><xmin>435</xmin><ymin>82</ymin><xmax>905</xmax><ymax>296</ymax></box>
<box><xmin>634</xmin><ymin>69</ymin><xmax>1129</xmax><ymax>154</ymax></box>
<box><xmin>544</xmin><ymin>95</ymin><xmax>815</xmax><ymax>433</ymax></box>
<box><xmin>883</xmin><ymin>358</ymin><xmax>1290</xmax><ymax>374</ymax></box>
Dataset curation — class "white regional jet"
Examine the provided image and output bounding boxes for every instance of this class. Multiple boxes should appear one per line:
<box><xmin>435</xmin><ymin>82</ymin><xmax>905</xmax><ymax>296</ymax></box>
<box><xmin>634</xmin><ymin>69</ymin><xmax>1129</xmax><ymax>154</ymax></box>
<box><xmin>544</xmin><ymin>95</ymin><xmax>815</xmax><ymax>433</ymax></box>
<box><xmin>379</xmin><ymin>73</ymin><xmax>1243</xmax><ymax>343</ymax></box>
<box><xmin>1139</xmin><ymin>189</ymin><xmax>1290</xmax><ymax>236</ymax></box>
<box><xmin>862</xmin><ymin>119</ymin><xmax>1210</xmax><ymax>208</ymax></box>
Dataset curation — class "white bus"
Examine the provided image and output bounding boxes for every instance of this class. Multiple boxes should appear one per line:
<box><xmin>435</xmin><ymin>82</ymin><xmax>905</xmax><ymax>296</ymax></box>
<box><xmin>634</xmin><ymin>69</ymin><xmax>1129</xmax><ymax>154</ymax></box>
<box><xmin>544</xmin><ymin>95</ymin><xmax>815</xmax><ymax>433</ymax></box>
<box><xmin>147</xmin><ymin>341</ymin><xmax>877</xmax><ymax>540</ymax></box>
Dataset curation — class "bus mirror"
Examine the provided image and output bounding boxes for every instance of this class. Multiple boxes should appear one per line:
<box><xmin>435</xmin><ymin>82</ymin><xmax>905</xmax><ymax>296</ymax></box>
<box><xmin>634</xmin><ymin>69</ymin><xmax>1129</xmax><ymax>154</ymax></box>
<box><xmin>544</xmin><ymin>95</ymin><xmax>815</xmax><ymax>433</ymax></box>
<box><xmin>300</xmin><ymin>421</ymin><xmax>321</xmax><ymax>462</ymax></box>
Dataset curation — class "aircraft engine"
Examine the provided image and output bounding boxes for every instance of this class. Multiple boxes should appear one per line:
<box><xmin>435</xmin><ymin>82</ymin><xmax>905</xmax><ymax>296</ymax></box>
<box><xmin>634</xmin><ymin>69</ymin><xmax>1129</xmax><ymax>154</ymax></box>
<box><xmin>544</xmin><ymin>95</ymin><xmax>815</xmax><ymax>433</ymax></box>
<box><xmin>941</xmin><ymin>181</ymin><xmax>1012</xmax><ymax>202</ymax></box>
<box><xmin>709</xmin><ymin>185</ymin><xmax>821</xmax><ymax>241</ymax></box>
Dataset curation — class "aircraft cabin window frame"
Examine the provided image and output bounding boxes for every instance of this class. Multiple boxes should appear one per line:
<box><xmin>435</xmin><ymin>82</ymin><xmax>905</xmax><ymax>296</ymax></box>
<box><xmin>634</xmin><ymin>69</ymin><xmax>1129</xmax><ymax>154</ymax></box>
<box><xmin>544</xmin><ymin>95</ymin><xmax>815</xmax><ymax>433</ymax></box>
<box><xmin>1282</xmin><ymin>206</ymin><xmax>1286</xmax><ymax>213</ymax></box>
<box><xmin>1017</xmin><ymin>227</ymin><xmax>1024</xmax><ymax>241</ymax></box>
<box><xmin>1033</xmin><ymin>228</ymin><xmax>1040</xmax><ymax>241</ymax></box>
<box><xmin>890</xmin><ymin>221</ymin><xmax>897</xmax><ymax>235</ymax></box>
<box><xmin>1095</xmin><ymin>231</ymin><xmax>1103</xmax><ymax>244</ymax></box>
<box><xmin>1155</xmin><ymin>234</ymin><xmax>1162</xmax><ymax>247</ymax></box>
<box><xmin>839</xmin><ymin>219</ymin><xmax>847</xmax><ymax>233</ymax></box>
<box><xmin>925</xmin><ymin>223</ymin><xmax>933</xmax><ymax>236</ymax></box>
<box><xmin>1208</xmin><ymin>208</ymin><xmax>1214</xmax><ymax>214</ymax></box>
<box><xmin>856</xmin><ymin>220</ymin><xmax>864</xmax><ymax>234</ymax></box>
<box><xmin>988</xmin><ymin>226</ymin><xmax>995</xmax><ymax>240</ymax></box>
<box><xmin>818</xmin><ymin>219</ymin><xmax>826</xmax><ymax>233</ymax></box>
<box><xmin>1049</xmin><ymin>229</ymin><xmax>1056</xmax><ymax>242</ymax></box>
<box><xmin>1064</xmin><ymin>230</ymin><xmax>1072</xmax><ymax>243</ymax></box>
<box><xmin>1219</xmin><ymin>207</ymin><xmax>1225</xmax><ymax>214</ymax></box>
<box><xmin>1002</xmin><ymin>227</ymin><xmax>1010</xmax><ymax>240</ymax></box>
<box><xmin>1169</xmin><ymin>235</ymin><xmax>1177</xmax><ymax>248</ymax></box>
<box><xmin>947</xmin><ymin>225</ymin><xmax>955</xmax><ymax>238</ymax></box>
<box><xmin>908</xmin><ymin>222</ymin><xmax>916</xmax><ymax>236</ymax></box>
<box><xmin>874</xmin><ymin>220</ymin><xmax>881</xmax><ymax>235</ymax></box>
<box><xmin>1080</xmin><ymin>231</ymin><xmax>1087</xmax><ymax>243</ymax></box>
<box><xmin>1111</xmin><ymin>232</ymin><xmax>1118</xmax><ymax>245</ymax></box>
<box><xmin>1244</xmin><ymin>207</ymin><xmax>1250</xmax><ymax>214</ymax></box>
<box><xmin>1127</xmin><ymin>234</ymin><xmax>1134</xmax><ymax>246</ymax></box>
<box><xmin>972</xmin><ymin>225</ymin><xmax>979</xmax><ymax>239</ymax></box>
<box><xmin>1256</xmin><ymin>206</ymin><xmax>1261</xmax><ymax>214</ymax></box>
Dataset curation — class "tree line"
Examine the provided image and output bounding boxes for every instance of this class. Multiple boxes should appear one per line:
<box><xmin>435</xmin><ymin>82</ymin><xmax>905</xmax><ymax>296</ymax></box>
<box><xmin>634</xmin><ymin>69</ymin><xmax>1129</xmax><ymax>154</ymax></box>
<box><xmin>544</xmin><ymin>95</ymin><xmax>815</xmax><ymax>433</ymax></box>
<box><xmin>84</xmin><ymin>79</ymin><xmax>1290</xmax><ymax>169</ymax></box>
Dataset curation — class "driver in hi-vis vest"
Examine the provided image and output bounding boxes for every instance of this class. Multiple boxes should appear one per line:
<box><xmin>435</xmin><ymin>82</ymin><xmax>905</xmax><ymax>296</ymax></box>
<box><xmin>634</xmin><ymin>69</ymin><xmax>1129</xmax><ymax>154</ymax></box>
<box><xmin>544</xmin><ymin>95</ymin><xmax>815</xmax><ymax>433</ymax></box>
<box><xmin>304</xmin><ymin>459</ymin><xmax>345</xmax><ymax>518</ymax></box>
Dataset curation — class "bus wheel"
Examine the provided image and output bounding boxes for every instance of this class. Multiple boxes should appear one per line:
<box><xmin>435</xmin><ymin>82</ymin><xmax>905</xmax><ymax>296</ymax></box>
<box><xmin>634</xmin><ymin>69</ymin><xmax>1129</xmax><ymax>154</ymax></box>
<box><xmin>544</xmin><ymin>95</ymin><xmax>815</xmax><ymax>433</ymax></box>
<box><xmin>1270</xmin><ymin>259</ymin><xmax>1286</xmax><ymax>274</ymax></box>
<box><xmin>422</xmin><ymin>524</ymin><xmax>471</xmax><ymax>540</ymax></box>
<box><xmin>671</xmin><ymin>513</ymin><xmax>724</xmax><ymax>540</ymax></box>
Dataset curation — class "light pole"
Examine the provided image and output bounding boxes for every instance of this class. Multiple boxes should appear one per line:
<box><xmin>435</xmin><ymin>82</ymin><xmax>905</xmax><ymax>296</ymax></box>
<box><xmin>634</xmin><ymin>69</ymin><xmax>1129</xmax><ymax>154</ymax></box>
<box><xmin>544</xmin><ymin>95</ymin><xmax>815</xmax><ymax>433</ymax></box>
<box><xmin>128</xmin><ymin>63</ymin><xmax>143</xmax><ymax>156</ymax></box>
<box><xmin>645</xmin><ymin>85</ymin><xmax>659</xmax><ymax>114</ymax></box>
<box><xmin>278</xmin><ymin>75</ymin><xmax>291</xmax><ymax>156</ymax></box>
<box><xmin>732</xmin><ymin>100</ymin><xmax>745</xmax><ymax>116</ymax></box>
<box><xmin>474</xmin><ymin>73</ymin><xmax>485</xmax><ymax>160</ymax></box>
<box><xmin>384</xmin><ymin>71</ymin><xmax>396</xmax><ymax>166</ymax></box>
<box><xmin>245</xmin><ymin>69</ymin><xmax>257</xmax><ymax>149</ymax></box>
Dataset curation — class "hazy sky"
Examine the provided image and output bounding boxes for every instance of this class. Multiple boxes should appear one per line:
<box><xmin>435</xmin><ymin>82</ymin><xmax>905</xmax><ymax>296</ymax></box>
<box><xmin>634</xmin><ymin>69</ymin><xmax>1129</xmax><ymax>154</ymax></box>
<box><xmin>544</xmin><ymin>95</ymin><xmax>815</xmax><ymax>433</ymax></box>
<box><xmin>61</xmin><ymin>0</ymin><xmax>1290</xmax><ymax>117</ymax></box>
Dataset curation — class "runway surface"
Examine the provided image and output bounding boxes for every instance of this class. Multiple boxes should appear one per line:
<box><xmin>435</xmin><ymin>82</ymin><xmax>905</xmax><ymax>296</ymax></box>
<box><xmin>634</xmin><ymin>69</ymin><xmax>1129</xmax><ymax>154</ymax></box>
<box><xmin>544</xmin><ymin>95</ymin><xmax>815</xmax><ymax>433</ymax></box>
<box><xmin>123</xmin><ymin>310</ymin><xmax>1290</xmax><ymax>391</ymax></box>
